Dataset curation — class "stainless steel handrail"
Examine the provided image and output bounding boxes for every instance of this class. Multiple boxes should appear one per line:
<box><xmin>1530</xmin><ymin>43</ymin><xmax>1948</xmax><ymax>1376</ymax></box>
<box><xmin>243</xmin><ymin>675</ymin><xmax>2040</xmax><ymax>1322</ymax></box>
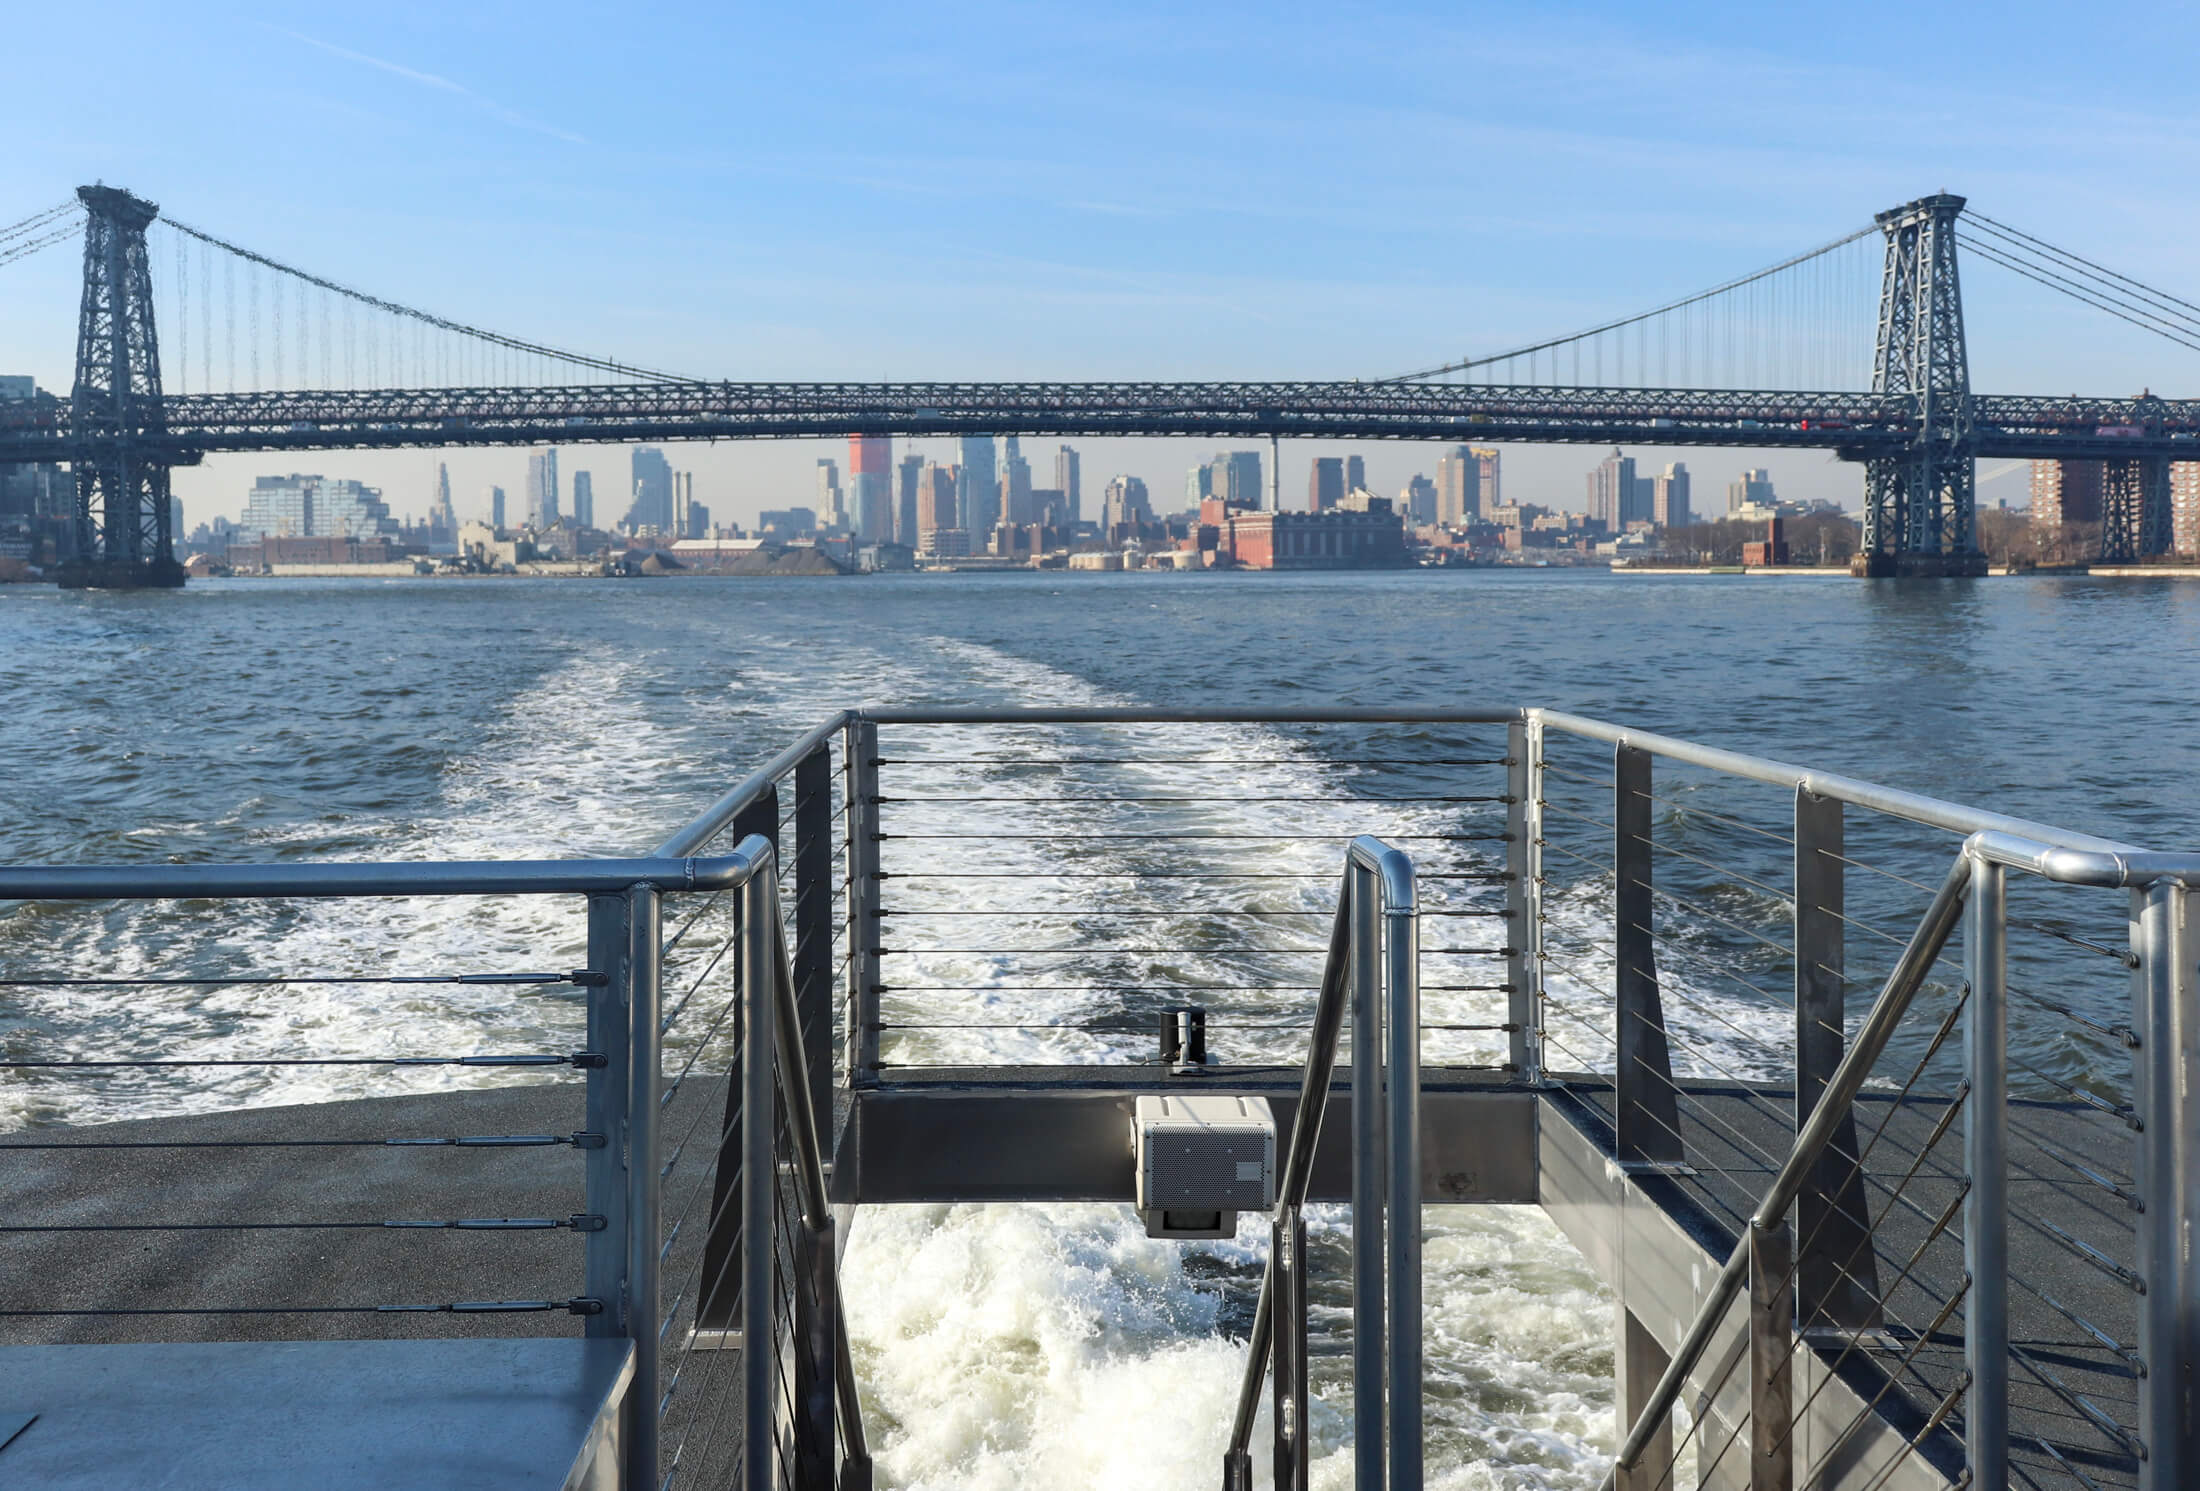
<box><xmin>0</xmin><ymin>853</ymin><xmax>764</xmax><ymax>900</ymax></box>
<box><xmin>1223</xmin><ymin>834</ymin><xmax>1418</xmax><ymax>1491</ymax></box>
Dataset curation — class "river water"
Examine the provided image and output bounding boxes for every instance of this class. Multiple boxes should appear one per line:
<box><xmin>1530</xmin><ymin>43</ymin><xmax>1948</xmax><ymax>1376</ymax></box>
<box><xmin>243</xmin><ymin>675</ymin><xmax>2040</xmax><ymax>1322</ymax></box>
<box><xmin>3</xmin><ymin>569</ymin><xmax>2195</xmax><ymax>1488</ymax></box>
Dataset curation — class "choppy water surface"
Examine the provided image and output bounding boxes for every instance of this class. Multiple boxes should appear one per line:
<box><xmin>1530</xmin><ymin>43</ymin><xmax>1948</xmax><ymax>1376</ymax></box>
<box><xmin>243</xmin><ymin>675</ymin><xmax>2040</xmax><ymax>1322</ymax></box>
<box><xmin>3</xmin><ymin>569</ymin><xmax>2196</xmax><ymax>1488</ymax></box>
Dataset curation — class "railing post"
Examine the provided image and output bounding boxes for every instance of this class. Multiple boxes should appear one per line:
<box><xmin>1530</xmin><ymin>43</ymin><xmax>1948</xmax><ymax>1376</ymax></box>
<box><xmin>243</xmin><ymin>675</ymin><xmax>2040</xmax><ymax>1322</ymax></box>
<box><xmin>1507</xmin><ymin>715</ymin><xmax>1543</xmax><ymax>1081</ymax></box>
<box><xmin>2133</xmin><ymin>880</ymin><xmax>2198</xmax><ymax>1491</ymax></box>
<box><xmin>741</xmin><ymin>870</ymin><xmax>778</xmax><ymax>1491</ymax></box>
<box><xmin>794</xmin><ymin>743</ymin><xmax>835</xmax><ymax>1143</ymax></box>
<box><xmin>844</xmin><ymin>716</ymin><xmax>882</xmax><ymax>1085</ymax></box>
<box><xmin>1614</xmin><ymin>1309</ymin><xmax>1674</xmax><ymax>1491</ymax></box>
<box><xmin>1385</xmin><ymin>860</ymin><xmax>1422</xmax><ymax>1491</ymax></box>
<box><xmin>1350</xmin><ymin>860</ymin><xmax>1387</xmax><ymax>1491</ymax></box>
<box><xmin>795</xmin><ymin>1213</ymin><xmax>837</xmax><ymax>1491</ymax></box>
<box><xmin>1792</xmin><ymin>790</ymin><xmax>1882</xmax><ymax>1331</ymax></box>
<box><xmin>625</xmin><ymin>884</ymin><xmax>663</xmax><ymax>1491</ymax></box>
<box><xmin>697</xmin><ymin>802</ymin><xmax>778</xmax><ymax>1337</ymax></box>
<box><xmin>1748</xmin><ymin>1221</ymin><xmax>1794</xmax><ymax>1491</ymax></box>
<box><xmin>583</xmin><ymin>892</ymin><xmax>631</xmax><ymax>1342</ymax></box>
<box><xmin>1614</xmin><ymin>743</ymin><xmax>1681</xmax><ymax>1166</ymax></box>
<box><xmin>1963</xmin><ymin>855</ymin><xmax>2008</xmax><ymax>1490</ymax></box>
<box><xmin>1272</xmin><ymin>1206</ymin><xmax>1310</xmax><ymax>1491</ymax></box>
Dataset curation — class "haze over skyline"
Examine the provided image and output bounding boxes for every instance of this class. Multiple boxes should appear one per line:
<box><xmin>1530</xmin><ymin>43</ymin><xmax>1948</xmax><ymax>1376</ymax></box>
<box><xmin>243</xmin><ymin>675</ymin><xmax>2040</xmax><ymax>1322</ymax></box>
<box><xmin>7</xmin><ymin>1</ymin><xmax>2198</xmax><ymax>523</ymax></box>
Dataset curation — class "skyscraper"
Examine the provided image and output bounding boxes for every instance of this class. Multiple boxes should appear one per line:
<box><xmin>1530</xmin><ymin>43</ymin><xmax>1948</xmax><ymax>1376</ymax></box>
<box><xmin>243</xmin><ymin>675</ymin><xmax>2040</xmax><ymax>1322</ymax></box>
<box><xmin>486</xmin><ymin>485</ymin><xmax>507</xmax><ymax>529</ymax></box>
<box><xmin>1102</xmin><ymin>476</ymin><xmax>1152</xmax><ymax>532</ymax></box>
<box><xmin>1401</xmin><ymin>474</ymin><xmax>1438</xmax><ymax>525</ymax></box>
<box><xmin>1436</xmin><ymin>447</ymin><xmax>1477</xmax><ymax>526</ymax></box>
<box><xmin>1590</xmin><ymin>451</ymin><xmax>1637</xmax><ymax>528</ymax></box>
<box><xmin>897</xmin><ymin>453</ymin><xmax>924</xmax><ymax>546</ymax></box>
<box><xmin>1000</xmin><ymin>436</ymin><xmax>1035</xmax><ymax>525</ymax></box>
<box><xmin>958</xmin><ymin>436</ymin><xmax>997</xmax><ymax>536</ymax></box>
<box><xmin>1344</xmin><ymin>454</ymin><xmax>1366</xmax><ymax>495</ymax></box>
<box><xmin>571</xmin><ymin>471</ymin><xmax>594</xmax><ymax>529</ymax></box>
<box><xmin>625</xmin><ymin>448</ymin><xmax>674</xmax><ymax>533</ymax></box>
<box><xmin>1055</xmin><ymin>446</ymin><xmax>1082</xmax><ymax>524</ymax></box>
<box><xmin>1309</xmin><ymin>457</ymin><xmax>1345</xmax><ymax>512</ymax></box>
<box><xmin>1186</xmin><ymin>463</ymin><xmax>1215</xmax><ymax>507</ymax></box>
<box><xmin>918</xmin><ymin>463</ymin><xmax>965</xmax><ymax>555</ymax></box>
<box><xmin>848</xmin><ymin>436</ymin><xmax>893</xmax><ymax>543</ymax></box>
<box><xmin>1216</xmin><ymin>451</ymin><xmax>1262</xmax><ymax>508</ymax></box>
<box><xmin>1472</xmin><ymin>448</ymin><xmax>1501</xmax><ymax>513</ymax></box>
<box><xmin>1726</xmin><ymin>467</ymin><xmax>1779</xmax><ymax>514</ymax></box>
<box><xmin>430</xmin><ymin>463</ymin><xmax>457</xmax><ymax>543</ymax></box>
<box><xmin>526</xmin><ymin>448</ymin><xmax>560</xmax><ymax>528</ymax></box>
<box><xmin>816</xmin><ymin>460</ymin><xmax>845</xmax><ymax>532</ymax></box>
<box><xmin>1653</xmin><ymin>463</ymin><xmax>1691</xmax><ymax>528</ymax></box>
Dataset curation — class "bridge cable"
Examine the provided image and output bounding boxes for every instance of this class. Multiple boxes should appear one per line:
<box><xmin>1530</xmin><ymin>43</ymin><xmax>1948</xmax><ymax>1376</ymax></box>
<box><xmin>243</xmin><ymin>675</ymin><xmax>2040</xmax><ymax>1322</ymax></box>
<box><xmin>161</xmin><ymin>216</ymin><xmax>697</xmax><ymax>385</ymax></box>
<box><xmin>1968</xmin><ymin>210</ymin><xmax>2200</xmax><ymax>328</ymax></box>
<box><xmin>1957</xmin><ymin>232</ymin><xmax>2200</xmax><ymax>356</ymax></box>
<box><xmin>0</xmin><ymin>204</ymin><xmax>85</xmax><ymax>271</ymax></box>
<box><xmin>1379</xmin><ymin>223</ymin><xmax>1877</xmax><ymax>383</ymax></box>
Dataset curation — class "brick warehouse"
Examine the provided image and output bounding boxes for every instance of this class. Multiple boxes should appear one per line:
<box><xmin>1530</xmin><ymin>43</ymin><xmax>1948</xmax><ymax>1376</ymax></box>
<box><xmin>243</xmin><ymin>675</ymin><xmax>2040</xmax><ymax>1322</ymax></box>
<box><xmin>1200</xmin><ymin>498</ymin><xmax>1410</xmax><ymax>570</ymax></box>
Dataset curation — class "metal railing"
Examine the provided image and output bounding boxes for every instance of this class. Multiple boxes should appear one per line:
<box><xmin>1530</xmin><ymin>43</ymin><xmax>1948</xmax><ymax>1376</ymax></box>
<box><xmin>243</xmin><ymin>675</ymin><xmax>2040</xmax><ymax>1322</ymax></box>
<box><xmin>9</xmin><ymin>702</ymin><xmax>2198</xmax><ymax>1491</ymax></box>
<box><xmin>1515</xmin><ymin>712</ymin><xmax>2198</xmax><ymax>1491</ymax></box>
<box><xmin>1221</xmin><ymin>835</ymin><xmax>1421</xmax><ymax>1491</ymax></box>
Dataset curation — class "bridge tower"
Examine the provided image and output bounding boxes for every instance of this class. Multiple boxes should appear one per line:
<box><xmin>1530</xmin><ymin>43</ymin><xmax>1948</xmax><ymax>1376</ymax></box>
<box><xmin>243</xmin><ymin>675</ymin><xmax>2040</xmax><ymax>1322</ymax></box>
<box><xmin>60</xmin><ymin>185</ymin><xmax>184</xmax><ymax>590</ymax></box>
<box><xmin>1854</xmin><ymin>194</ymin><xmax>1987</xmax><ymax>578</ymax></box>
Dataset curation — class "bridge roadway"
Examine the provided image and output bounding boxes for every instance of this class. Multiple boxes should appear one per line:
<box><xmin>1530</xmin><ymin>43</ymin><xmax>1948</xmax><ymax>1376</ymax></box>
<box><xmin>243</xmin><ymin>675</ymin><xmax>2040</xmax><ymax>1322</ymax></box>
<box><xmin>5</xmin><ymin>381</ymin><xmax>2200</xmax><ymax>463</ymax></box>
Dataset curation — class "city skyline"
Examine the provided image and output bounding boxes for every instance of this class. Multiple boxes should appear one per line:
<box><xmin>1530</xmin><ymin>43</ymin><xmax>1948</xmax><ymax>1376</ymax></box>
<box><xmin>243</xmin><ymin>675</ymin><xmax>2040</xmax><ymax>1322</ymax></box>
<box><xmin>4</xmin><ymin>6</ymin><xmax>2193</xmax><ymax>530</ymax></box>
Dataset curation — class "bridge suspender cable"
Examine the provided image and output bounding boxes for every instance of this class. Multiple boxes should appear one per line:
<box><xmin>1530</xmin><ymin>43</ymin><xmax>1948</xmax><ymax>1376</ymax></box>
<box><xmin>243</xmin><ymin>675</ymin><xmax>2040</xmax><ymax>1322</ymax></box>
<box><xmin>160</xmin><ymin>217</ymin><xmax>698</xmax><ymax>385</ymax></box>
<box><xmin>1379</xmin><ymin>224</ymin><xmax>1878</xmax><ymax>384</ymax></box>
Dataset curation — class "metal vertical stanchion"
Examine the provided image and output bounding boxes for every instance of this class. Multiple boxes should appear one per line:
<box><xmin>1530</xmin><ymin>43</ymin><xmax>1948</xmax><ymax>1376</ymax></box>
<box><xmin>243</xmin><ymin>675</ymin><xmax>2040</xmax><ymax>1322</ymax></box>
<box><xmin>1793</xmin><ymin>790</ymin><xmax>1881</xmax><ymax>1330</ymax></box>
<box><xmin>582</xmin><ymin>892</ymin><xmax>631</xmax><ymax>1342</ymax></box>
<box><xmin>844</xmin><ymin>717</ymin><xmax>881</xmax><ymax>1086</ymax></box>
<box><xmin>741</xmin><ymin>867</ymin><xmax>778</xmax><ymax>1491</ymax></box>
<box><xmin>1614</xmin><ymin>743</ymin><xmax>1680</xmax><ymax>1165</ymax></box>
<box><xmin>625</xmin><ymin>884</ymin><xmax>663</xmax><ymax>1491</ymax></box>
<box><xmin>2133</xmin><ymin>879</ymin><xmax>2198</xmax><ymax>1491</ymax></box>
<box><xmin>1350</xmin><ymin>859</ymin><xmax>1387</xmax><ymax>1491</ymax></box>
<box><xmin>794</xmin><ymin>744</ymin><xmax>834</xmax><ymax>1142</ymax></box>
<box><xmin>1963</xmin><ymin>855</ymin><xmax>2008</xmax><ymax>1490</ymax></box>
<box><xmin>1748</xmin><ymin>1221</ymin><xmax>1794</xmax><ymax>1491</ymax></box>
<box><xmin>1272</xmin><ymin>1205</ymin><xmax>1310</xmax><ymax>1491</ymax></box>
<box><xmin>1506</xmin><ymin>715</ymin><xmax>1542</xmax><ymax>1080</ymax></box>
<box><xmin>1384</xmin><ymin>856</ymin><xmax>1422</xmax><ymax>1491</ymax></box>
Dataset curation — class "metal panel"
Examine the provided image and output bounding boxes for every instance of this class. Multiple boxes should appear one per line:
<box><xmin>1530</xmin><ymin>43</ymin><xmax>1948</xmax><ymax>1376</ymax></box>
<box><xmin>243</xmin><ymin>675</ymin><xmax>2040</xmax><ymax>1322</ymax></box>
<box><xmin>1614</xmin><ymin>743</ymin><xmax>1681</xmax><ymax>1165</ymax></box>
<box><xmin>0</xmin><ymin>1338</ymin><xmax>634</xmax><ymax>1491</ymax></box>
<box><xmin>1793</xmin><ymin>791</ymin><xmax>1882</xmax><ymax>1330</ymax></box>
<box><xmin>841</xmin><ymin>1084</ymin><xmax>1535</xmax><ymax>1204</ymax></box>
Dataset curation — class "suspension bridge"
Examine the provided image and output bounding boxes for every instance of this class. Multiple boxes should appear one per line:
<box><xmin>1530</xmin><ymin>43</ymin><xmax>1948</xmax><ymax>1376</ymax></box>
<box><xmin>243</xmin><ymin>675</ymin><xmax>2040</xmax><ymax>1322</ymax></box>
<box><xmin>5</xmin><ymin>185</ymin><xmax>2200</xmax><ymax>586</ymax></box>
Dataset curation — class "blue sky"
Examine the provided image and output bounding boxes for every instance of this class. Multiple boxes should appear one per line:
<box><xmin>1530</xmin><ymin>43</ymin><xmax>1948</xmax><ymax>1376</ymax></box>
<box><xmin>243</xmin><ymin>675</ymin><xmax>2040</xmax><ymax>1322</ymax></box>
<box><xmin>7</xmin><ymin>1</ymin><xmax>2200</xmax><ymax>523</ymax></box>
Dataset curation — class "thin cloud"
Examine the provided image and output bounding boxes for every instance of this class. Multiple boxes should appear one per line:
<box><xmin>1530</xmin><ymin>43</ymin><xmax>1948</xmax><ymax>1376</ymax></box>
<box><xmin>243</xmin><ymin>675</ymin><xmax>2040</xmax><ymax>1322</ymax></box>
<box><xmin>272</xmin><ymin>28</ymin><xmax>587</xmax><ymax>145</ymax></box>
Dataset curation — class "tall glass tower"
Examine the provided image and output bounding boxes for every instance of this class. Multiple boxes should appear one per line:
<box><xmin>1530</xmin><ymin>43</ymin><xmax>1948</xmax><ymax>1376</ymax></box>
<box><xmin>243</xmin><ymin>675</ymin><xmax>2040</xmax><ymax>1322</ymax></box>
<box><xmin>958</xmin><ymin>436</ymin><xmax>997</xmax><ymax>537</ymax></box>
